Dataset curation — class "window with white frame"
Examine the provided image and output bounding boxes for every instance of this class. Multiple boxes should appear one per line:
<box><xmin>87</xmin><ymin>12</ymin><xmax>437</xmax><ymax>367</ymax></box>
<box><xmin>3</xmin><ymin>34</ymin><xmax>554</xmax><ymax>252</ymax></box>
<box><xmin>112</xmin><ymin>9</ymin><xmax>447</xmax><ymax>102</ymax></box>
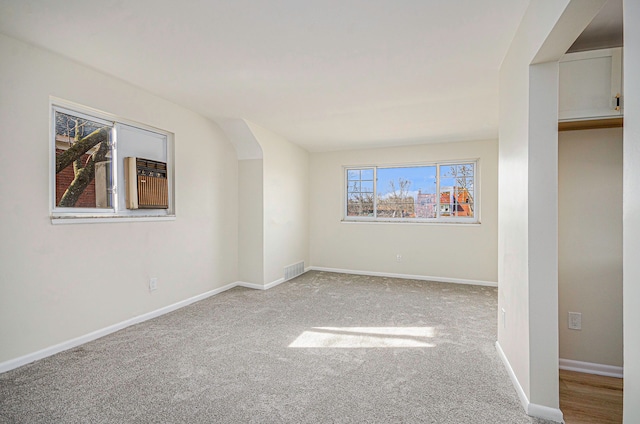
<box><xmin>52</xmin><ymin>103</ymin><xmax>174</xmax><ymax>220</ymax></box>
<box><xmin>345</xmin><ymin>161</ymin><xmax>477</xmax><ymax>223</ymax></box>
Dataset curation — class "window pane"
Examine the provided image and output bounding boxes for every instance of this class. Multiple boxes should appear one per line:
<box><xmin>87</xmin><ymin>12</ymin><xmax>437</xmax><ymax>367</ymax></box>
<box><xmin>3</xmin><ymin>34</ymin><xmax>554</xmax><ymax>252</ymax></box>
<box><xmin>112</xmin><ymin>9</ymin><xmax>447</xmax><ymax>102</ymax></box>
<box><xmin>376</xmin><ymin>166</ymin><xmax>436</xmax><ymax>219</ymax></box>
<box><xmin>441</xmin><ymin>165</ymin><xmax>456</xmax><ymax>178</ymax></box>
<box><xmin>439</xmin><ymin>164</ymin><xmax>474</xmax><ymax>218</ymax></box>
<box><xmin>346</xmin><ymin>168</ymin><xmax>374</xmax><ymax>217</ymax></box>
<box><xmin>55</xmin><ymin>111</ymin><xmax>114</xmax><ymax>208</ymax></box>
<box><xmin>464</xmin><ymin>177</ymin><xmax>474</xmax><ymax>191</ymax></box>
<box><xmin>440</xmin><ymin>177</ymin><xmax>456</xmax><ymax>189</ymax></box>
<box><xmin>457</xmin><ymin>163</ymin><xmax>474</xmax><ymax>177</ymax></box>
<box><xmin>347</xmin><ymin>192</ymin><xmax>374</xmax><ymax>217</ymax></box>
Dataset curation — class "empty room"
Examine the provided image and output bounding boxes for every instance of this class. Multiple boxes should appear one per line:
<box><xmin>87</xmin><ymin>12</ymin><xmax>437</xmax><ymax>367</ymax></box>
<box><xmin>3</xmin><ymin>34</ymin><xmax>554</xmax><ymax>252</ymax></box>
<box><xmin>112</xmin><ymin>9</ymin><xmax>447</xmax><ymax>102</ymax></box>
<box><xmin>0</xmin><ymin>1</ymin><xmax>638</xmax><ymax>423</ymax></box>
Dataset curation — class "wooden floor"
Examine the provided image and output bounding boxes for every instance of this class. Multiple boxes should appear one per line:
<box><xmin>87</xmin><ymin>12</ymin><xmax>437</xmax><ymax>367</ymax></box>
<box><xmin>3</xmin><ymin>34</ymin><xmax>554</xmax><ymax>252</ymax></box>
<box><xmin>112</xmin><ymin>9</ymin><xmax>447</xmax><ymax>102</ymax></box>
<box><xmin>560</xmin><ymin>370</ymin><xmax>623</xmax><ymax>424</ymax></box>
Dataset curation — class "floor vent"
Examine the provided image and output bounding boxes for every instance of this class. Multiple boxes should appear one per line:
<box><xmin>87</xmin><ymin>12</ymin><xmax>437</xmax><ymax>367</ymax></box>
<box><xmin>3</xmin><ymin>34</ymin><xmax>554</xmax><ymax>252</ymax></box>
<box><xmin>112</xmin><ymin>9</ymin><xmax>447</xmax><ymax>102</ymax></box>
<box><xmin>284</xmin><ymin>261</ymin><xmax>305</xmax><ymax>281</ymax></box>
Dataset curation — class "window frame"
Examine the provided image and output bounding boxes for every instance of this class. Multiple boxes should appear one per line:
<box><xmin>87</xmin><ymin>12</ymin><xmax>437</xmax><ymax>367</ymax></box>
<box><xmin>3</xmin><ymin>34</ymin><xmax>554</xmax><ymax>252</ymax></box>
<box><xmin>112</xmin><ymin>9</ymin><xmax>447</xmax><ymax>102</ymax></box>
<box><xmin>343</xmin><ymin>160</ymin><xmax>480</xmax><ymax>224</ymax></box>
<box><xmin>50</xmin><ymin>99</ymin><xmax>175</xmax><ymax>223</ymax></box>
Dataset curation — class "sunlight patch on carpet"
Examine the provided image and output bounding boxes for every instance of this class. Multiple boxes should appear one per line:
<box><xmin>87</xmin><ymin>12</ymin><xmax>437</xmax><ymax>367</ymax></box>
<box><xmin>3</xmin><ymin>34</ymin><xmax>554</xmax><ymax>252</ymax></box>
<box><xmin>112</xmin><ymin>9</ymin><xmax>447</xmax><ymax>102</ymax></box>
<box><xmin>288</xmin><ymin>327</ymin><xmax>436</xmax><ymax>348</ymax></box>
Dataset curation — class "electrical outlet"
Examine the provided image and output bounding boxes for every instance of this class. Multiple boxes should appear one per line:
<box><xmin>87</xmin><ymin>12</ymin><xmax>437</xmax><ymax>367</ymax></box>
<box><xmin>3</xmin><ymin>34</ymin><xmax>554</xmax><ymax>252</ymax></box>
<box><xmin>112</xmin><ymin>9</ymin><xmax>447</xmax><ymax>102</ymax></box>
<box><xmin>568</xmin><ymin>312</ymin><xmax>581</xmax><ymax>330</ymax></box>
<box><xmin>396</xmin><ymin>254</ymin><xmax>402</xmax><ymax>262</ymax></box>
<box><xmin>501</xmin><ymin>308</ymin><xmax>506</xmax><ymax>329</ymax></box>
<box><xmin>149</xmin><ymin>277</ymin><xmax>158</xmax><ymax>291</ymax></box>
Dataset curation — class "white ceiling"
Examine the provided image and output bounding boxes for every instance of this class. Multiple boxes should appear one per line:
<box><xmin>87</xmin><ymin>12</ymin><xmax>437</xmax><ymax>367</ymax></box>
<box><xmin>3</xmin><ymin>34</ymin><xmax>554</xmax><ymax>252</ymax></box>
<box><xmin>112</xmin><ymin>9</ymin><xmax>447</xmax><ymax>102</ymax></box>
<box><xmin>0</xmin><ymin>0</ymin><xmax>533</xmax><ymax>151</ymax></box>
<box><xmin>569</xmin><ymin>0</ymin><xmax>622</xmax><ymax>52</ymax></box>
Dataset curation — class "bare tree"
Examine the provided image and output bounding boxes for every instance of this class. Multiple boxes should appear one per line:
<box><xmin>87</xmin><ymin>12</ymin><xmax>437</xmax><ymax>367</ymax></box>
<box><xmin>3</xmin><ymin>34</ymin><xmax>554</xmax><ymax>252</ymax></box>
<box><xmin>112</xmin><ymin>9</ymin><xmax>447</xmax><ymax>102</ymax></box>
<box><xmin>347</xmin><ymin>181</ymin><xmax>374</xmax><ymax>216</ymax></box>
<box><xmin>444</xmin><ymin>165</ymin><xmax>474</xmax><ymax>213</ymax></box>
<box><xmin>379</xmin><ymin>177</ymin><xmax>414</xmax><ymax>217</ymax></box>
<box><xmin>55</xmin><ymin>113</ymin><xmax>111</xmax><ymax>207</ymax></box>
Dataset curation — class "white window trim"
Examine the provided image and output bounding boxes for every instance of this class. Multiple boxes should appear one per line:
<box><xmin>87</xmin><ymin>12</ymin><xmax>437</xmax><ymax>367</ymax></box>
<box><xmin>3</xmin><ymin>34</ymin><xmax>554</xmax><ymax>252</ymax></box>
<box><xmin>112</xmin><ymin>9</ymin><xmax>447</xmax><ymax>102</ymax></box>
<box><xmin>50</xmin><ymin>98</ymin><xmax>175</xmax><ymax>223</ymax></box>
<box><xmin>343</xmin><ymin>159</ymin><xmax>480</xmax><ymax>224</ymax></box>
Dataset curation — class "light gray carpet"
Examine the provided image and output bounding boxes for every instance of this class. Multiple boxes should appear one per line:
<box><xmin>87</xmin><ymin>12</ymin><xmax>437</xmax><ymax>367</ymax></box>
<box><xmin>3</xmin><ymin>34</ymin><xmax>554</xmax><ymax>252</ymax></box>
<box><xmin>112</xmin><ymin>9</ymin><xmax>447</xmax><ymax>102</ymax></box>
<box><xmin>0</xmin><ymin>271</ymin><xmax>554</xmax><ymax>423</ymax></box>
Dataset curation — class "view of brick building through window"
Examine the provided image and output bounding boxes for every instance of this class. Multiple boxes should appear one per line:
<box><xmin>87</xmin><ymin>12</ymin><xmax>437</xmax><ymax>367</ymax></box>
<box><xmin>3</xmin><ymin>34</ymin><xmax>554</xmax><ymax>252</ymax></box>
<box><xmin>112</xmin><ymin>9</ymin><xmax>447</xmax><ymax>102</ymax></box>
<box><xmin>376</xmin><ymin>187</ymin><xmax>473</xmax><ymax>219</ymax></box>
<box><xmin>55</xmin><ymin>150</ymin><xmax>97</xmax><ymax>208</ymax></box>
<box><xmin>54</xmin><ymin>110</ymin><xmax>113</xmax><ymax>209</ymax></box>
<box><xmin>415</xmin><ymin>191</ymin><xmax>436</xmax><ymax>218</ymax></box>
<box><xmin>346</xmin><ymin>163</ymin><xmax>475</xmax><ymax>221</ymax></box>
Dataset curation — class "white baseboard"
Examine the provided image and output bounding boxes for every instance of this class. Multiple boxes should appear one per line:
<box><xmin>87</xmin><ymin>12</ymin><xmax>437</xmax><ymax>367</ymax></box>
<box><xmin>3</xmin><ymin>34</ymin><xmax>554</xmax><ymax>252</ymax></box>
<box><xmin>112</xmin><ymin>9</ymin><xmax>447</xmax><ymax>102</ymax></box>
<box><xmin>236</xmin><ymin>281</ymin><xmax>267</xmax><ymax>290</ymax></box>
<box><xmin>308</xmin><ymin>266</ymin><xmax>498</xmax><ymax>287</ymax></box>
<box><xmin>0</xmin><ymin>270</ymin><xmax>311</xmax><ymax>375</ymax></box>
<box><xmin>528</xmin><ymin>403</ymin><xmax>565</xmax><ymax>423</ymax></box>
<box><xmin>495</xmin><ymin>342</ymin><xmax>564</xmax><ymax>423</ymax></box>
<box><xmin>559</xmin><ymin>358</ymin><xmax>623</xmax><ymax>378</ymax></box>
<box><xmin>237</xmin><ymin>276</ymin><xmax>289</xmax><ymax>291</ymax></box>
<box><xmin>495</xmin><ymin>342</ymin><xmax>531</xmax><ymax>417</ymax></box>
<box><xmin>0</xmin><ymin>266</ymin><xmax>485</xmax><ymax>375</ymax></box>
<box><xmin>0</xmin><ymin>281</ymin><xmax>243</xmax><ymax>374</ymax></box>
<box><xmin>265</xmin><ymin>277</ymin><xmax>285</xmax><ymax>290</ymax></box>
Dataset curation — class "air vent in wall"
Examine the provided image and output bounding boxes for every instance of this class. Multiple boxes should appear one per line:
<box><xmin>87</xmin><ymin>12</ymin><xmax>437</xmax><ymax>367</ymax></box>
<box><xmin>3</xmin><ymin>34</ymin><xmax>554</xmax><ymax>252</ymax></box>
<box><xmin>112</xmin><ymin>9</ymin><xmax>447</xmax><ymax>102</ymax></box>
<box><xmin>284</xmin><ymin>261</ymin><xmax>305</xmax><ymax>281</ymax></box>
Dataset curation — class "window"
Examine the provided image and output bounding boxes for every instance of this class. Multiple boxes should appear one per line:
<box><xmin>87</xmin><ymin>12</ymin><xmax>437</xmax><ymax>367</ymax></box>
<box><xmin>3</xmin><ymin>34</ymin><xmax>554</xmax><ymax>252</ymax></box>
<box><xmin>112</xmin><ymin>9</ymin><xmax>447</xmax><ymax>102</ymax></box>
<box><xmin>54</xmin><ymin>110</ymin><xmax>115</xmax><ymax>210</ymax></box>
<box><xmin>51</xmin><ymin>102</ymin><xmax>174</xmax><ymax>221</ymax></box>
<box><xmin>345</xmin><ymin>161</ymin><xmax>477</xmax><ymax>223</ymax></box>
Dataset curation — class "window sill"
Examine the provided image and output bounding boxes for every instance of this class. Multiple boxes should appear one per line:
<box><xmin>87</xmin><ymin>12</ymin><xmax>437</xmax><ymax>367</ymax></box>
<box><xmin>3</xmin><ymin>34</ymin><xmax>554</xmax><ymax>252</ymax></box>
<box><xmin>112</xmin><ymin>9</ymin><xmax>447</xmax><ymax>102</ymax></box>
<box><xmin>341</xmin><ymin>219</ymin><xmax>480</xmax><ymax>226</ymax></box>
<box><xmin>51</xmin><ymin>215</ymin><xmax>176</xmax><ymax>225</ymax></box>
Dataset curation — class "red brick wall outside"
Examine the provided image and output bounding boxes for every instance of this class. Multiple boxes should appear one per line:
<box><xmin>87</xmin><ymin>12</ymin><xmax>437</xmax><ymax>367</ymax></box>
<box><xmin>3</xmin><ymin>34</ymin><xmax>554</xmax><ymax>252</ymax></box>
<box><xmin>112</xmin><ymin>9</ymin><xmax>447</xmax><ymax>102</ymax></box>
<box><xmin>55</xmin><ymin>149</ymin><xmax>96</xmax><ymax>208</ymax></box>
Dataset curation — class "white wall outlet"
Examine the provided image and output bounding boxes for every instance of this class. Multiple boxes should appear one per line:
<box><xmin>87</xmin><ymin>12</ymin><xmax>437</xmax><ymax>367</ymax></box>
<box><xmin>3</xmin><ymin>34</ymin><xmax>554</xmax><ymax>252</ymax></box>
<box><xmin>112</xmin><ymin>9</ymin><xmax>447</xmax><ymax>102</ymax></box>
<box><xmin>501</xmin><ymin>308</ymin><xmax>506</xmax><ymax>329</ymax></box>
<box><xmin>149</xmin><ymin>277</ymin><xmax>158</xmax><ymax>291</ymax></box>
<box><xmin>568</xmin><ymin>312</ymin><xmax>581</xmax><ymax>330</ymax></box>
<box><xmin>396</xmin><ymin>253</ymin><xmax>402</xmax><ymax>262</ymax></box>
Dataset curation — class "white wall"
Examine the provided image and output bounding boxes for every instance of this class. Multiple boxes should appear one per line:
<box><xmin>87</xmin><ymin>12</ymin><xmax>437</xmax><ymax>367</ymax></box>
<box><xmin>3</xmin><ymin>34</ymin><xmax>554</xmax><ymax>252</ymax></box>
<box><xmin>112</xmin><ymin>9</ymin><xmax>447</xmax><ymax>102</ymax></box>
<box><xmin>238</xmin><ymin>159</ymin><xmax>264</xmax><ymax>285</ymax></box>
<box><xmin>246</xmin><ymin>122</ymin><xmax>309</xmax><ymax>285</ymax></box>
<box><xmin>558</xmin><ymin>128</ymin><xmax>623</xmax><ymax>367</ymax></box>
<box><xmin>623</xmin><ymin>0</ymin><xmax>640</xmax><ymax>421</ymax></box>
<box><xmin>0</xmin><ymin>34</ymin><xmax>239</xmax><ymax>364</ymax></box>
<box><xmin>498</xmin><ymin>18</ymin><xmax>534</xmax><ymax>403</ymax></box>
<box><xmin>497</xmin><ymin>1</ymin><xmax>605</xmax><ymax>419</ymax></box>
<box><xmin>527</xmin><ymin>61</ymin><xmax>564</xmax><ymax>410</ymax></box>
<box><xmin>309</xmin><ymin>140</ymin><xmax>498</xmax><ymax>284</ymax></box>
